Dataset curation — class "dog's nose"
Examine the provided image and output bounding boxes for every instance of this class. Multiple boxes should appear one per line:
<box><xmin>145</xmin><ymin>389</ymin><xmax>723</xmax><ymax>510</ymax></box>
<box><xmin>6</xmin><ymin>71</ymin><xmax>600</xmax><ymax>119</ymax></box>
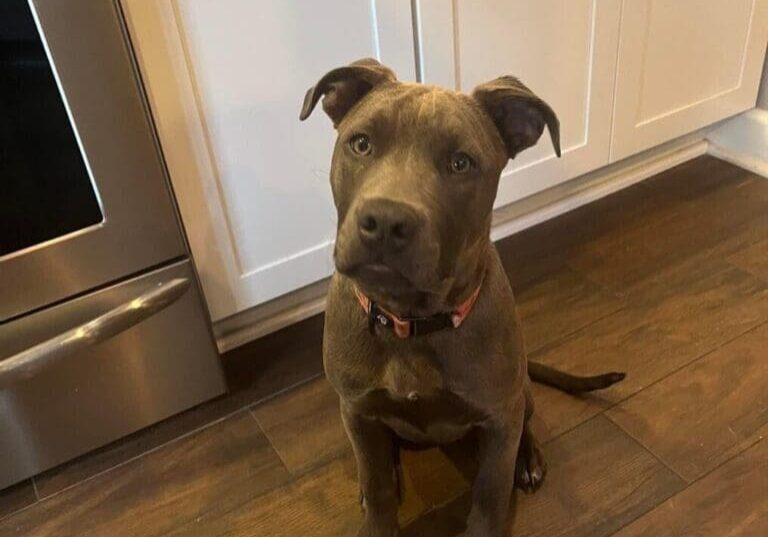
<box><xmin>357</xmin><ymin>199</ymin><xmax>421</xmax><ymax>252</ymax></box>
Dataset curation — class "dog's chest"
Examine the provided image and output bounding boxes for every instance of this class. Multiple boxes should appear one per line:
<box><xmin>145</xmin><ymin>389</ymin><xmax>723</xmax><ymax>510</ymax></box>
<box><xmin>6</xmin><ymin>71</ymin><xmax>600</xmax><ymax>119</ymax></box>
<box><xmin>378</xmin><ymin>350</ymin><xmax>444</xmax><ymax>401</ymax></box>
<box><xmin>356</xmin><ymin>351</ymin><xmax>481</xmax><ymax>445</ymax></box>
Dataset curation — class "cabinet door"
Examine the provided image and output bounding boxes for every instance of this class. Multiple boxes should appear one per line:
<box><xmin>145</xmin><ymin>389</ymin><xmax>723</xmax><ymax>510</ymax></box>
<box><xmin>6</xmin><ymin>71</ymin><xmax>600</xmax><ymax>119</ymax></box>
<box><xmin>122</xmin><ymin>1</ymin><xmax>416</xmax><ymax>319</ymax></box>
<box><xmin>611</xmin><ymin>0</ymin><xmax>768</xmax><ymax>162</ymax></box>
<box><xmin>416</xmin><ymin>0</ymin><xmax>621</xmax><ymax>207</ymax></box>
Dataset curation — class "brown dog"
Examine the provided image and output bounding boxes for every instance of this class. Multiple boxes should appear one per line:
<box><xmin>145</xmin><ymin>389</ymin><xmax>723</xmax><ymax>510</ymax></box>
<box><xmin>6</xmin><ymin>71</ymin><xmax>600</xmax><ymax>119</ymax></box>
<box><xmin>300</xmin><ymin>58</ymin><xmax>624</xmax><ymax>537</ymax></box>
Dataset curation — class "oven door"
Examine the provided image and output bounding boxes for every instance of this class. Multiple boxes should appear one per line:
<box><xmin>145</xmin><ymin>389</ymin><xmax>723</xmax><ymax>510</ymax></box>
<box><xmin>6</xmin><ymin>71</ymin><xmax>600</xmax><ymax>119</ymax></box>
<box><xmin>0</xmin><ymin>0</ymin><xmax>185</xmax><ymax>321</ymax></box>
<box><xmin>0</xmin><ymin>259</ymin><xmax>226</xmax><ymax>489</ymax></box>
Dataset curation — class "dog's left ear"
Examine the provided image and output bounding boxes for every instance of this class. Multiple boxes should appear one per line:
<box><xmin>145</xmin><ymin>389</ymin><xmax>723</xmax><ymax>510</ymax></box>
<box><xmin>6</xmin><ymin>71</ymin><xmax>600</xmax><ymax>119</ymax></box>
<box><xmin>299</xmin><ymin>58</ymin><xmax>397</xmax><ymax>128</ymax></box>
<box><xmin>472</xmin><ymin>76</ymin><xmax>561</xmax><ymax>159</ymax></box>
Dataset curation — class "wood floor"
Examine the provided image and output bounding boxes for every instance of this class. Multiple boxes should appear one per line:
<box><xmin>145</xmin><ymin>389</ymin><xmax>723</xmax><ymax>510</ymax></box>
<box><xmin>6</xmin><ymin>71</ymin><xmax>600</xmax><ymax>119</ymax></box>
<box><xmin>2</xmin><ymin>155</ymin><xmax>768</xmax><ymax>536</ymax></box>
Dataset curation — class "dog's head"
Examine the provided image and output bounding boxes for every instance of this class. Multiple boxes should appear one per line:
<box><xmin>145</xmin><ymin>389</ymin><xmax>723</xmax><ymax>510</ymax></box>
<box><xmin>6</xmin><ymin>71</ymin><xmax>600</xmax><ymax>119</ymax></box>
<box><xmin>300</xmin><ymin>58</ymin><xmax>560</xmax><ymax>313</ymax></box>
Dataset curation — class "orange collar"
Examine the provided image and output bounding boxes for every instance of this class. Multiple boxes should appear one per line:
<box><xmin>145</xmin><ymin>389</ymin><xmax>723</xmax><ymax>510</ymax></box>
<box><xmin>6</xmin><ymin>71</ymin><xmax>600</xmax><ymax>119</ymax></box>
<box><xmin>354</xmin><ymin>284</ymin><xmax>482</xmax><ymax>338</ymax></box>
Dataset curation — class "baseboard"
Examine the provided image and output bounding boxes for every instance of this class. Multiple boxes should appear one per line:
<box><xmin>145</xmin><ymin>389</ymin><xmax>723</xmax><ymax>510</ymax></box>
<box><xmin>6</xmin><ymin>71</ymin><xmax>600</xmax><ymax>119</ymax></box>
<box><xmin>214</xmin><ymin>136</ymin><xmax>709</xmax><ymax>353</ymax></box>
<box><xmin>490</xmin><ymin>138</ymin><xmax>709</xmax><ymax>241</ymax></box>
<box><xmin>707</xmin><ymin>108</ymin><xmax>768</xmax><ymax>179</ymax></box>
<box><xmin>214</xmin><ymin>278</ymin><xmax>329</xmax><ymax>353</ymax></box>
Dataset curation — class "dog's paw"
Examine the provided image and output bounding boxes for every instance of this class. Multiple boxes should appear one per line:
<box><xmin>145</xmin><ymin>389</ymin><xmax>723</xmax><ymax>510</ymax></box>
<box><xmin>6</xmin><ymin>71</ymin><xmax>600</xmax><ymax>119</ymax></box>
<box><xmin>515</xmin><ymin>441</ymin><xmax>546</xmax><ymax>494</ymax></box>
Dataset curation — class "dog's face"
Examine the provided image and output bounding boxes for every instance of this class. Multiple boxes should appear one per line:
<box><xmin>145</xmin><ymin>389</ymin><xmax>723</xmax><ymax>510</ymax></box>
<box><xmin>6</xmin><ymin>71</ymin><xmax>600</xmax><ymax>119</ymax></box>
<box><xmin>301</xmin><ymin>59</ymin><xmax>560</xmax><ymax>309</ymax></box>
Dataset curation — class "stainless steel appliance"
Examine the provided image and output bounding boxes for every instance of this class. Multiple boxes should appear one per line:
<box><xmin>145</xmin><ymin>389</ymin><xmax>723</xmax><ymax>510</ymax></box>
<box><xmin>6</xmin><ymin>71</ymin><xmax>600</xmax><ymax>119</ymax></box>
<box><xmin>0</xmin><ymin>0</ymin><xmax>225</xmax><ymax>488</ymax></box>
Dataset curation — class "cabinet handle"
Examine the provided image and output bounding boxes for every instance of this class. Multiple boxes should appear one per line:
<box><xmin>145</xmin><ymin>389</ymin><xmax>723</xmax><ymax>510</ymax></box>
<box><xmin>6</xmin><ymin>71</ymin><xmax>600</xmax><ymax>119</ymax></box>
<box><xmin>0</xmin><ymin>278</ymin><xmax>190</xmax><ymax>389</ymax></box>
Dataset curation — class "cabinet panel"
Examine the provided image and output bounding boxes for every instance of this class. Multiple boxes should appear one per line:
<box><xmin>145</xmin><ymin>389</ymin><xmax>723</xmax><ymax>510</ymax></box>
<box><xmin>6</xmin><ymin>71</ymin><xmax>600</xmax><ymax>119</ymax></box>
<box><xmin>417</xmin><ymin>0</ymin><xmax>621</xmax><ymax>207</ymax></box>
<box><xmin>123</xmin><ymin>0</ymin><xmax>416</xmax><ymax>318</ymax></box>
<box><xmin>612</xmin><ymin>0</ymin><xmax>768</xmax><ymax>161</ymax></box>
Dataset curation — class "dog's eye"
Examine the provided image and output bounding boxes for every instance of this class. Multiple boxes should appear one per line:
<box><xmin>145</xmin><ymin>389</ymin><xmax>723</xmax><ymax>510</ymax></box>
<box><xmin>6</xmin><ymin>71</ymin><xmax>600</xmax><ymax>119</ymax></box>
<box><xmin>449</xmin><ymin>152</ymin><xmax>474</xmax><ymax>174</ymax></box>
<box><xmin>350</xmin><ymin>134</ymin><xmax>372</xmax><ymax>156</ymax></box>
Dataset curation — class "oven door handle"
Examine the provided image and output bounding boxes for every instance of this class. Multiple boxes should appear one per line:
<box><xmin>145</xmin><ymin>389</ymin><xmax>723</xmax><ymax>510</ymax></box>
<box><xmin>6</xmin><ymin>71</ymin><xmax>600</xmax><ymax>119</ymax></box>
<box><xmin>0</xmin><ymin>278</ymin><xmax>191</xmax><ymax>389</ymax></box>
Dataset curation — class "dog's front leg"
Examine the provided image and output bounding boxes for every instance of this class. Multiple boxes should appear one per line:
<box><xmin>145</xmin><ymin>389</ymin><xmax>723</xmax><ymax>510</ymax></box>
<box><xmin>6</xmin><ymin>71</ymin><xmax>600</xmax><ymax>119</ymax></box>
<box><xmin>465</xmin><ymin>398</ymin><xmax>526</xmax><ymax>537</ymax></box>
<box><xmin>341</xmin><ymin>402</ymin><xmax>399</xmax><ymax>537</ymax></box>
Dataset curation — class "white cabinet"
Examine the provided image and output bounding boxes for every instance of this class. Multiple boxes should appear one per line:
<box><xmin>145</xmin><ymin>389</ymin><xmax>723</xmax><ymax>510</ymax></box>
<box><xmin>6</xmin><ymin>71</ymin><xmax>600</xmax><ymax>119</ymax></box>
<box><xmin>416</xmin><ymin>0</ymin><xmax>622</xmax><ymax>207</ymax></box>
<box><xmin>122</xmin><ymin>0</ymin><xmax>416</xmax><ymax>321</ymax></box>
<box><xmin>611</xmin><ymin>0</ymin><xmax>768</xmax><ymax>161</ymax></box>
<box><xmin>124</xmin><ymin>0</ymin><xmax>768</xmax><ymax>323</ymax></box>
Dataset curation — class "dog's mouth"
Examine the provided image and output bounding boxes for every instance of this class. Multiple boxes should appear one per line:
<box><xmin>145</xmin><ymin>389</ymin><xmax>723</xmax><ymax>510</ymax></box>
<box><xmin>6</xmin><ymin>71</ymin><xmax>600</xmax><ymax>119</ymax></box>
<box><xmin>336</xmin><ymin>254</ymin><xmax>418</xmax><ymax>296</ymax></box>
<box><xmin>342</xmin><ymin>261</ymin><xmax>415</xmax><ymax>292</ymax></box>
<box><xmin>334</xmin><ymin>235</ymin><xmax>443</xmax><ymax>297</ymax></box>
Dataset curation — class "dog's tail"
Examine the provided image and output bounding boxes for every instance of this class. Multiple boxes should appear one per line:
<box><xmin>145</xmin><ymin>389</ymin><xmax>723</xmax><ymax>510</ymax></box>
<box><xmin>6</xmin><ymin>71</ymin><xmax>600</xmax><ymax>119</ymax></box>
<box><xmin>528</xmin><ymin>361</ymin><xmax>625</xmax><ymax>394</ymax></box>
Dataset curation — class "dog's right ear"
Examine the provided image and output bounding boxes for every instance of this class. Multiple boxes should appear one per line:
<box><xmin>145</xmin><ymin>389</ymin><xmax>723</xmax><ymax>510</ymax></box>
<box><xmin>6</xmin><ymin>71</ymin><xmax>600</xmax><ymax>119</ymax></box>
<box><xmin>299</xmin><ymin>58</ymin><xmax>397</xmax><ymax>128</ymax></box>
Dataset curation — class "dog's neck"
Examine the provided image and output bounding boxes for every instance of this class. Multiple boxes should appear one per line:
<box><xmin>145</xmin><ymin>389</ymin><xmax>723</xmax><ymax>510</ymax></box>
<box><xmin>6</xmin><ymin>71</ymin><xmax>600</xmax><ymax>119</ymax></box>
<box><xmin>351</xmin><ymin>244</ymin><xmax>490</xmax><ymax>319</ymax></box>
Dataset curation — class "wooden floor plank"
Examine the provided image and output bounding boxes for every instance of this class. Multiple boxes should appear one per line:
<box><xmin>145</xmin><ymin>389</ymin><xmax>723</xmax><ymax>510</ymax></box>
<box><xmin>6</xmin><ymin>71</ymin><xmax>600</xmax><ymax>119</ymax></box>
<box><xmin>222</xmin><ymin>314</ymin><xmax>324</xmax><ymax>399</ymax></box>
<box><xmin>498</xmin><ymin>183</ymin><xmax>673</xmax><ymax>290</ymax></box>
<box><xmin>400</xmin><ymin>446</ymin><xmax>471</xmax><ymax>516</ymax></box>
<box><xmin>569</xmin><ymin>159</ymin><xmax>768</xmax><ymax>293</ymax></box>
<box><xmin>515</xmin><ymin>266</ymin><xmax>623</xmax><ymax>353</ymax></box>
<box><xmin>528</xmin><ymin>306</ymin><xmax>701</xmax><ymax>439</ymax></box>
<box><xmin>165</xmin><ymin>454</ymin><xmax>429</xmax><ymax>537</ymax></box>
<box><xmin>624</xmin><ymin>257</ymin><xmax>768</xmax><ymax>354</ymax></box>
<box><xmin>34</xmin><ymin>315</ymin><xmax>323</xmax><ymax>498</ymax></box>
<box><xmin>529</xmin><ymin>255</ymin><xmax>768</xmax><ymax>440</ymax></box>
<box><xmin>642</xmin><ymin>154</ymin><xmax>750</xmax><ymax>201</ymax></box>
<box><xmin>511</xmin><ymin>416</ymin><xmax>684</xmax><ymax>537</ymax></box>
<box><xmin>607</xmin><ymin>322</ymin><xmax>768</xmax><ymax>482</ymax></box>
<box><xmin>164</xmin><ymin>456</ymin><xmax>363</xmax><ymax>537</ymax></box>
<box><xmin>729</xmin><ymin>236</ymin><xmax>768</xmax><ymax>282</ymax></box>
<box><xmin>0</xmin><ymin>480</ymin><xmax>36</xmax><ymax>522</ymax></box>
<box><xmin>252</xmin><ymin>377</ymin><xmax>349</xmax><ymax>475</ymax></box>
<box><xmin>527</xmin><ymin>382</ymin><xmax>609</xmax><ymax>444</ymax></box>
<box><xmin>33</xmin><ymin>398</ymin><xmax>241</xmax><ymax>500</ymax></box>
<box><xmin>398</xmin><ymin>416</ymin><xmax>684</xmax><ymax>537</ymax></box>
<box><xmin>170</xmin><ymin>417</ymin><xmax>683</xmax><ymax>537</ymax></box>
<box><xmin>0</xmin><ymin>412</ymin><xmax>289</xmax><ymax>537</ymax></box>
<box><xmin>609</xmin><ymin>438</ymin><xmax>768</xmax><ymax>537</ymax></box>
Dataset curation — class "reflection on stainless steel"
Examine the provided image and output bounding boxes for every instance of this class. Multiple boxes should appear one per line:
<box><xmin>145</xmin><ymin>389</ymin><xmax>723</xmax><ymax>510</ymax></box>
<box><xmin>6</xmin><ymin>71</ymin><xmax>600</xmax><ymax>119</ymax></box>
<box><xmin>0</xmin><ymin>0</ymin><xmax>224</xmax><ymax>490</ymax></box>
<box><xmin>0</xmin><ymin>279</ymin><xmax>190</xmax><ymax>389</ymax></box>
<box><xmin>0</xmin><ymin>261</ymin><xmax>225</xmax><ymax>489</ymax></box>
<box><xmin>0</xmin><ymin>0</ymin><xmax>185</xmax><ymax>322</ymax></box>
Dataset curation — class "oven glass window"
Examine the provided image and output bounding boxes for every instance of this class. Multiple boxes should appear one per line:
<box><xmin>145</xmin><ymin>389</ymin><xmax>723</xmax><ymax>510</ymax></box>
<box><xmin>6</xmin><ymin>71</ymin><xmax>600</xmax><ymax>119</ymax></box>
<box><xmin>0</xmin><ymin>0</ymin><xmax>103</xmax><ymax>257</ymax></box>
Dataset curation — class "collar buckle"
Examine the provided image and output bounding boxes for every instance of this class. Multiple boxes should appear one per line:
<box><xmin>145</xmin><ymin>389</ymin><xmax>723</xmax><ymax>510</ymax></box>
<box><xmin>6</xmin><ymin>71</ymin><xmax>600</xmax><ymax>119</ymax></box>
<box><xmin>356</xmin><ymin>283</ymin><xmax>482</xmax><ymax>339</ymax></box>
<box><xmin>367</xmin><ymin>302</ymin><xmax>390</xmax><ymax>334</ymax></box>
